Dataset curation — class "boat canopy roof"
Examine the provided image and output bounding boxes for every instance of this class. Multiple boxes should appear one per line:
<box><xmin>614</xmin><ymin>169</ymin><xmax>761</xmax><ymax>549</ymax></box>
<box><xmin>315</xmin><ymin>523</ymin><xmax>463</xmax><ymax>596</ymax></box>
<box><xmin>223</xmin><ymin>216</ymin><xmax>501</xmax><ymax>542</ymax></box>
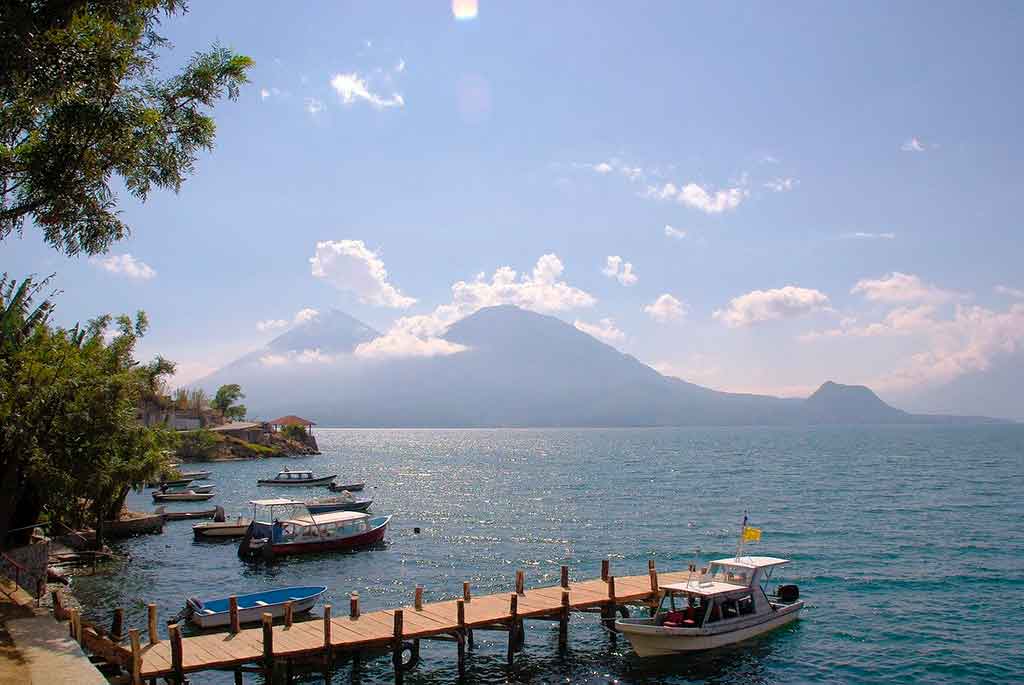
<box><xmin>277</xmin><ymin>469</ymin><xmax>313</xmax><ymax>476</ymax></box>
<box><xmin>250</xmin><ymin>498</ymin><xmax>304</xmax><ymax>507</ymax></box>
<box><xmin>709</xmin><ymin>556</ymin><xmax>790</xmax><ymax>569</ymax></box>
<box><xmin>283</xmin><ymin>510</ymin><xmax>368</xmax><ymax>526</ymax></box>
<box><xmin>660</xmin><ymin>580</ymin><xmax>750</xmax><ymax>597</ymax></box>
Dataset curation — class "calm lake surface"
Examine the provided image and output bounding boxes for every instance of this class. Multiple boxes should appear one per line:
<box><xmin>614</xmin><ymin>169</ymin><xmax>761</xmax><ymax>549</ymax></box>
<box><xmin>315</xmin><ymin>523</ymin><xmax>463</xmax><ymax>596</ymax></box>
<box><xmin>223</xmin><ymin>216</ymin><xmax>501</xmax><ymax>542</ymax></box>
<box><xmin>74</xmin><ymin>426</ymin><xmax>1024</xmax><ymax>683</ymax></box>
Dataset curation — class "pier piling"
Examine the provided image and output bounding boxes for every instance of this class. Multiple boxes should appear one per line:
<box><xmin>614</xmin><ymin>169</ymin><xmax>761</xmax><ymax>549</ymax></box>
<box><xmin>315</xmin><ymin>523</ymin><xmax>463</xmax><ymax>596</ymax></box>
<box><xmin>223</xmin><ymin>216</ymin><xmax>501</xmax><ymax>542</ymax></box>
<box><xmin>414</xmin><ymin>585</ymin><xmax>423</xmax><ymax>610</ymax></box>
<box><xmin>147</xmin><ymin>604</ymin><xmax>158</xmax><ymax>645</ymax></box>
<box><xmin>350</xmin><ymin>591</ymin><xmax>360</xmax><ymax>618</ymax></box>
<box><xmin>229</xmin><ymin>595</ymin><xmax>240</xmax><ymax>633</ymax></box>
<box><xmin>559</xmin><ymin>590</ymin><xmax>570</xmax><ymax>652</ymax></box>
<box><xmin>507</xmin><ymin>593</ymin><xmax>518</xmax><ymax>665</ymax></box>
<box><xmin>261</xmin><ymin>612</ymin><xmax>274</xmax><ymax>679</ymax></box>
<box><xmin>168</xmin><ymin>623</ymin><xmax>183</xmax><ymax>684</ymax></box>
<box><xmin>392</xmin><ymin>609</ymin><xmax>404</xmax><ymax>684</ymax></box>
<box><xmin>561</xmin><ymin>565</ymin><xmax>569</xmax><ymax>588</ymax></box>
<box><xmin>284</xmin><ymin>600</ymin><xmax>294</xmax><ymax>627</ymax></box>
<box><xmin>129</xmin><ymin>629</ymin><xmax>141</xmax><ymax>685</ymax></box>
<box><xmin>110</xmin><ymin>607</ymin><xmax>124</xmax><ymax>641</ymax></box>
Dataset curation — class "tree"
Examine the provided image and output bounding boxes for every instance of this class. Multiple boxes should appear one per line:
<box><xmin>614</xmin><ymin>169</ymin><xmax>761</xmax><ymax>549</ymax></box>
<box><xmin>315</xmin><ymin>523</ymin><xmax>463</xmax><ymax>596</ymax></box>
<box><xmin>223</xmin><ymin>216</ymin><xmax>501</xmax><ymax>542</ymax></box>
<box><xmin>212</xmin><ymin>383</ymin><xmax>245</xmax><ymax>421</ymax></box>
<box><xmin>1</xmin><ymin>1</ymin><xmax>253</xmax><ymax>255</ymax></box>
<box><xmin>0</xmin><ymin>275</ymin><xmax>177</xmax><ymax>548</ymax></box>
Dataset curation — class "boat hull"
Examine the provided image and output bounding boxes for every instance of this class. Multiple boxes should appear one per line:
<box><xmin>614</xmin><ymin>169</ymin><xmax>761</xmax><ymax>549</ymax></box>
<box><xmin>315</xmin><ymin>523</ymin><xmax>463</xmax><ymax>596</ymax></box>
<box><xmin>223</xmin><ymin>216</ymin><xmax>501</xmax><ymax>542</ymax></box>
<box><xmin>152</xmin><ymin>492</ymin><xmax>216</xmax><ymax>502</ymax></box>
<box><xmin>268</xmin><ymin>519</ymin><xmax>387</xmax><ymax>556</ymax></box>
<box><xmin>257</xmin><ymin>475</ymin><xmax>336</xmax><ymax>486</ymax></box>
<box><xmin>193</xmin><ymin>522</ymin><xmax>251</xmax><ymax>539</ymax></box>
<box><xmin>306</xmin><ymin>499</ymin><xmax>371</xmax><ymax>514</ymax></box>
<box><xmin>188</xmin><ymin>587</ymin><xmax>325</xmax><ymax>628</ymax></box>
<box><xmin>328</xmin><ymin>482</ymin><xmax>365</xmax><ymax>492</ymax></box>
<box><xmin>618</xmin><ymin>603</ymin><xmax>803</xmax><ymax>656</ymax></box>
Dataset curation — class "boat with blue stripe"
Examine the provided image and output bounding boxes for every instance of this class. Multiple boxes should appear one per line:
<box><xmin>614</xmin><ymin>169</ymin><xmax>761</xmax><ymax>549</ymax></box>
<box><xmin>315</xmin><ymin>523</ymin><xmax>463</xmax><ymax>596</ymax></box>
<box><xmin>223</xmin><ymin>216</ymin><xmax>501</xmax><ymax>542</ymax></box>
<box><xmin>186</xmin><ymin>586</ymin><xmax>327</xmax><ymax>628</ymax></box>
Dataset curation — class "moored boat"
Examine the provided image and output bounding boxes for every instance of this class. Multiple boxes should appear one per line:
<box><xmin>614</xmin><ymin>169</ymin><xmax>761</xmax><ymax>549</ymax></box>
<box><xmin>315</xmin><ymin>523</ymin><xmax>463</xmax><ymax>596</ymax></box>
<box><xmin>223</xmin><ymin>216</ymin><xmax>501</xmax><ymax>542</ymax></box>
<box><xmin>156</xmin><ymin>506</ymin><xmax>221</xmax><ymax>521</ymax></box>
<box><xmin>238</xmin><ymin>499</ymin><xmax>390</xmax><ymax>559</ymax></box>
<box><xmin>153</xmin><ymin>490</ymin><xmax>216</xmax><ymax>502</ymax></box>
<box><xmin>193</xmin><ymin>516</ymin><xmax>252</xmax><ymax>539</ymax></box>
<box><xmin>257</xmin><ymin>467</ymin><xmax>336</xmax><ymax>486</ymax></box>
<box><xmin>147</xmin><ymin>478</ymin><xmax>193</xmax><ymax>489</ymax></box>
<box><xmin>617</xmin><ymin>555</ymin><xmax>803</xmax><ymax>655</ymax></box>
<box><xmin>186</xmin><ymin>586</ymin><xmax>326</xmax><ymax>628</ymax></box>
<box><xmin>160</xmin><ymin>484</ymin><xmax>214</xmax><ymax>494</ymax></box>
<box><xmin>179</xmin><ymin>470</ymin><xmax>212</xmax><ymax>480</ymax></box>
<box><xmin>327</xmin><ymin>481</ymin><xmax>365</xmax><ymax>492</ymax></box>
<box><xmin>305</xmin><ymin>495</ymin><xmax>372</xmax><ymax>514</ymax></box>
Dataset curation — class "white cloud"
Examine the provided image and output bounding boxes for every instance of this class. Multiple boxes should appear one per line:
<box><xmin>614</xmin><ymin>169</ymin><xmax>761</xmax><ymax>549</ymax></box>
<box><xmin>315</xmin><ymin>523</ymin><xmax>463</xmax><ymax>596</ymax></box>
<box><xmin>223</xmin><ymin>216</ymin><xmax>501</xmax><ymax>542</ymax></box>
<box><xmin>304</xmin><ymin>97</ymin><xmax>324</xmax><ymax>115</ymax></box>
<box><xmin>593</xmin><ymin>162</ymin><xmax>613</xmax><ymax>174</ymax></box>
<box><xmin>764</xmin><ymin>178</ymin><xmax>797</xmax><ymax>192</ymax></box>
<box><xmin>995</xmin><ymin>285</ymin><xmax>1024</xmax><ymax>299</ymax></box>
<box><xmin>259</xmin><ymin>349</ymin><xmax>336</xmax><ymax>367</ymax></box>
<box><xmin>841</xmin><ymin>232</ymin><xmax>896</xmax><ymax>240</ymax></box>
<box><xmin>664</xmin><ymin>225</ymin><xmax>687</xmax><ymax>240</ymax></box>
<box><xmin>89</xmin><ymin>253</ymin><xmax>156</xmax><ymax>280</ymax></box>
<box><xmin>644</xmin><ymin>294</ymin><xmax>686</xmax><ymax>323</ymax></box>
<box><xmin>799</xmin><ymin>305</ymin><xmax>938</xmax><ymax>342</ymax></box>
<box><xmin>256</xmin><ymin>308</ymin><xmax>320</xmax><ymax>333</ymax></box>
<box><xmin>395</xmin><ymin>58</ymin><xmax>406</xmax><ymax>73</ymax></box>
<box><xmin>354</xmin><ymin>333</ymin><xmax>466</xmax><ymax>360</ymax></box>
<box><xmin>601</xmin><ymin>256</ymin><xmax>638</xmax><ymax>286</ymax></box>
<box><xmin>358</xmin><ymin>254</ymin><xmax>595</xmax><ymax>359</ymax></box>
<box><xmin>851</xmin><ymin>272</ymin><xmax>958</xmax><ymax>304</ymax></box>
<box><xmin>574</xmin><ymin>318</ymin><xmax>626</xmax><ymax>344</ymax></box>
<box><xmin>901</xmin><ymin>137</ymin><xmax>926</xmax><ymax>152</ymax></box>
<box><xmin>647</xmin><ymin>182</ymin><xmax>747</xmax><ymax>214</ymax></box>
<box><xmin>330</xmin><ymin>72</ymin><xmax>405</xmax><ymax>109</ymax></box>
<box><xmin>873</xmin><ymin>303</ymin><xmax>1024</xmax><ymax>391</ymax></box>
<box><xmin>714</xmin><ymin>286</ymin><xmax>830</xmax><ymax>327</ymax></box>
<box><xmin>310</xmin><ymin>240</ymin><xmax>416</xmax><ymax>308</ymax></box>
<box><xmin>256</xmin><ymin>319</ymin><xmax>288</xmax><ymax>332</ymax></box>
<box><xmin>260</xmin><ymin>88</ymin><xmax>270</xmax><ymax>100</ymax></box>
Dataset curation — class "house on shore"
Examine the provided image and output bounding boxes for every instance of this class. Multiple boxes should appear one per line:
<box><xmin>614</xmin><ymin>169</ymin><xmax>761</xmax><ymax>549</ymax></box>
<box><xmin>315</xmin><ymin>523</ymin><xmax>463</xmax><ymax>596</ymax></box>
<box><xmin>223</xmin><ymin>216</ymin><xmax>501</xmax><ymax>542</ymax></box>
<box><xmin>267</xmin><ymin>415</ymin><xmax>319</xmax><ymax>451</ymax></box>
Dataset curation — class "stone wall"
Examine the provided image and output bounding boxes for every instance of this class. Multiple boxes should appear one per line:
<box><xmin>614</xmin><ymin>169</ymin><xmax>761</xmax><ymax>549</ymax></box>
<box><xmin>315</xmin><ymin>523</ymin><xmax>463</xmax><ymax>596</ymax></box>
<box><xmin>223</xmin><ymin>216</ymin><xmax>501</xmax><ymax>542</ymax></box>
<box><xmin>2</xmin><ymin>540</ymin><xmax>49</xmax><ymax>597</ymax></box>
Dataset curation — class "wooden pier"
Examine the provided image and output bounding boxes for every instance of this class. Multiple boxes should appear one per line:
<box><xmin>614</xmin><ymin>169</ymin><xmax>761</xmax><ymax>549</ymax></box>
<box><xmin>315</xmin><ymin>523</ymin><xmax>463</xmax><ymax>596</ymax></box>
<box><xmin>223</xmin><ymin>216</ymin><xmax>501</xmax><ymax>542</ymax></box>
<box><xmin>100</xmin><ymin>559</ymin><xmax>691</xmax><ymax>683</ymax></box>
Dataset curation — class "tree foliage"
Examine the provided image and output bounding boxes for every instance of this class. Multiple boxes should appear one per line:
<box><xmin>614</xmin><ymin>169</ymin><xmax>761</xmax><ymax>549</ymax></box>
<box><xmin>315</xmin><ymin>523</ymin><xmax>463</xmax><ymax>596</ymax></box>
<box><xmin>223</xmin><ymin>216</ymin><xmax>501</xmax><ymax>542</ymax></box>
<box><xmin>280</xmin><ymin>424</ymin><xmax>307</xmax><ymax>443</ymax></box>
<box><xmin>0</xmin><ymin>1</ymin><xmax>253</xmax><ymax>255</ymax></box>
<box><xmin>212</xmin><ymin>383</ymin><xmax>245</xmax><ymax>421</ymax></box>
<box><xmin>0</xmin><ymin>274</ymin><xmax>177</xmax><ymax>548</ymax></box>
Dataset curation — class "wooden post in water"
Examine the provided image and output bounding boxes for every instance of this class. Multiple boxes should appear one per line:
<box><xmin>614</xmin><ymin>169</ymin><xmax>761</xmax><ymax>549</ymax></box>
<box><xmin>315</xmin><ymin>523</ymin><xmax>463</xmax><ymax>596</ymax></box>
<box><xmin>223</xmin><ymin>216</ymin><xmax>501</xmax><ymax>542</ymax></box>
<box><xmin>322</xmin><ymin>603</ymin><xmax>332</xmax><ymax>672</ymax></box>
<box><xmin>456</xmin><ymin>599</ymin><xmax>466</xmax><ymax>676</ymax></box>
<box><xmin>560</xmin><ymin>565</ymin><xmax>569</xmax><ymax>589</ymax></box>
<box><xmin>463</xmin><ymin>581</ymin><xmax>471</xmax><ymax>602</ymax></box>
<box><xmin>648</xmin><ymin>559</ymin><xmax>658</xmax><ymax>592</ymax></box>
<box><xmin>168</xmin><ymin>623</ymin><xmax>183</xmax><ymax>685</ymax></box>
<box><xmin>350</xmin><ymin>591</ymin><xmax>359</xmax><ymax>619</ymax></box>
<box><xmin>229</xmin><ymin>595</ymin><xmax>240</xmax><ymax>634</ymax></box>
<box><xmin>601</xmin><ymin>558</ymin><xmax>610</xmax><ymax>581</ymax></box>
<box><xmin>392</xmin><ymin>609</ymin><xmax>404</xmax><ymax>684</ymax></box>
<box><xmin>111</xmin><ymin>607</ymin><xmax>124</xmax><ymax>641</ymax></box>
<box><xmin>147</xmin><ymin>604</ymin><xmax>158</xmax><ymax>645</ymax></box>
<box><xmin>284</xmin><ymin>600</ymin><xmax>294</xmax><ymax>627</ymax></box>
<box><xmin>129</xmin><ymin>628</ymin><xmax>141</xmax><ymax>685</ymax></box>
<box><xmin>261</xmin><ymin>612</ymin><xmax>274</xmax><ymax>679</ymax></box>
<box><xmin>515</xmin><ymin>569</ymin><xmax>524</xmax><ymax>595</ymax></box>
<box><xmin>414</xmin><ymin>585</ymin><xmax>423</xmax><ymax>610</ymax></box>
<box><xmin>559</xmin><ymin>590</ymin><xmax>570</xmax><ymax>653</ymax></box>
<box><xmin>507</xmin><ymin>593</ymin><xmax>518</xmax><ymax>665</ymax></box>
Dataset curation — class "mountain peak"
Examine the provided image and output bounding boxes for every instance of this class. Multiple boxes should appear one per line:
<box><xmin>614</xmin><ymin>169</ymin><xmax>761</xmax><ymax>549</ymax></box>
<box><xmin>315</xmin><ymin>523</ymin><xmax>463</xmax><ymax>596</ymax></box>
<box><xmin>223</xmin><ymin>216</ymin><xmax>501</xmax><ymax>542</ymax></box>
<box><xmin>804</xmin><ymin>380</ymin><xmax>906</xmax><ymax>422</ymax></box>
<box><xmin>267</xmin><ymin>308</ymin><xmax>380</xmax><ymax>353</ymax></box>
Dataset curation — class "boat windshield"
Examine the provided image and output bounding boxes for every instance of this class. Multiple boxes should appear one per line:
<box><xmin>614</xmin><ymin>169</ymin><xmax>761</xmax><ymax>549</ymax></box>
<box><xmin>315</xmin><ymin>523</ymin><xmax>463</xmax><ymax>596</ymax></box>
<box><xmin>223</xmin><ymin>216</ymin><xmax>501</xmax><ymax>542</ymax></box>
<box><xmin>252</xmin><ymin>502</ymin><xmax>307</xmax><ymax>523</ymax></box>
<box><xmin>657</xmin><ymin>591</ymin><xmax>710</xmax><ymax>627</ymax></box>
<box><xmin>707</xmin><ymin>562</ymin><xmax>754</xmax><ymax>587</ymax></box>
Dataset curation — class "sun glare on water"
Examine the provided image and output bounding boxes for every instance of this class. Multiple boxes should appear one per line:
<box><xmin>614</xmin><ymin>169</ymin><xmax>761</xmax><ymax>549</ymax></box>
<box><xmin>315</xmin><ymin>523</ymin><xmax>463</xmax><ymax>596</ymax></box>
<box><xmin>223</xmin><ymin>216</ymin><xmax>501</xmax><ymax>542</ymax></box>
<box><xmin>452</xmin><ymin>0</ymin><xmax>478</xmax><ymax>21</ymax></box>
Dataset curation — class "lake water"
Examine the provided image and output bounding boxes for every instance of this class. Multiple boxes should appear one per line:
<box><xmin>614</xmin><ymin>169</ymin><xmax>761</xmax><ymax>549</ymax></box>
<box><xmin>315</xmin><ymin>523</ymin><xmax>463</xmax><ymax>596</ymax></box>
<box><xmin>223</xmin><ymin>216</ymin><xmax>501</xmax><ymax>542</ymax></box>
<box><xmin>73</xmin><ymin>426</ymin><xmax>1024</xmax><ymax>683</ymax></box>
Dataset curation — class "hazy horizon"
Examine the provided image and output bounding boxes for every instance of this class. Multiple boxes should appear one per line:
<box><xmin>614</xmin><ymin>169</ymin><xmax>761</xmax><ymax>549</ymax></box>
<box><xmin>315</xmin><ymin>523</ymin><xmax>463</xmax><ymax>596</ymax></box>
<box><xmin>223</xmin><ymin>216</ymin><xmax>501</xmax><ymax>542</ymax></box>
<box><xmin>5</xmin><ymin>2</ymin><xmax>1023</xmax><ymax>420</ymax></box>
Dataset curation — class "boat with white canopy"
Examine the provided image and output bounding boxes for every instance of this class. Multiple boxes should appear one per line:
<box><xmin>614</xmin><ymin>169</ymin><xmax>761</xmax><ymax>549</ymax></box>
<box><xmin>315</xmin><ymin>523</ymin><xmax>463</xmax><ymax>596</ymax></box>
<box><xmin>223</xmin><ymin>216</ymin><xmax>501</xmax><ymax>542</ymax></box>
<box><xmin>238</xmin><ymin>499</ymin><xmax>390</xmax><ymax>559</ymax></box>
<box><xmin>617</xmin><ymin>516</ymin><xmax>803</xmax><ymax>656</ymax></box>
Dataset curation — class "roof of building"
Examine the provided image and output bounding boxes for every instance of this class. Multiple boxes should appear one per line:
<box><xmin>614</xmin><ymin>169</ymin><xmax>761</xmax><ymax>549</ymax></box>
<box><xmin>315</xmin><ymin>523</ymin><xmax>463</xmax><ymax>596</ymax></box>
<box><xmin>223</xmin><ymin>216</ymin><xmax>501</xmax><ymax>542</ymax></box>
<box><xmin>208</xmin><ymin>421</ymin><xmax>262</xmax><ymax>432</ymax></box>
<box><xmin>660</xmin><ymin>580</ymin><xmax>750</xmax><ymax>597</ymax></box>
<box><xmin>709</xmin><ymin>556</ymin><xmax>790</xmax><ymax>569</ymax></box>
<box><xmin>268</xmin><ymin>415</ymin><xmax>316</xmax><ymax>426</ymax></box>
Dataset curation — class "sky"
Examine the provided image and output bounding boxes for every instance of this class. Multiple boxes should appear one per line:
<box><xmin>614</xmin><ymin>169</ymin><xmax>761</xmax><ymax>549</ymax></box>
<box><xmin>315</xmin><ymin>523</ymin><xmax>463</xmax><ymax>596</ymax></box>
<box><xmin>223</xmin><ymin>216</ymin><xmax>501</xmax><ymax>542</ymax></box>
<box><xmin>5</xmin><ymin>1</ymin><xmax>1024</xmax><ymax>418</ymax></box>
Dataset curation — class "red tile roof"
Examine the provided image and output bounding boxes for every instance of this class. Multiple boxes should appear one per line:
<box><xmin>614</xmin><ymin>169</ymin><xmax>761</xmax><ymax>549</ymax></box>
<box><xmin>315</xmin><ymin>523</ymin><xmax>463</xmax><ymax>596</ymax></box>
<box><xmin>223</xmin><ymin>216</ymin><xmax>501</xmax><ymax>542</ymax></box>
<box><xmin>267</xmin><ymin>415</ymin><xmax>316</xmax><ymax>426</ymax></box>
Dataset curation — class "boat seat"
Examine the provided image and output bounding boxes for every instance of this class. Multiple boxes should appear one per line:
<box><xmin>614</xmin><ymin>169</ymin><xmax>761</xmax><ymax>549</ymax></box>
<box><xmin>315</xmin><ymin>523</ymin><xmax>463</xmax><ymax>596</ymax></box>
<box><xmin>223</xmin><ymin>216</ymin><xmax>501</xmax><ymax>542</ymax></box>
<box><xmin>254</xmin><ymin>600</ymin><xmax>268</xmax><ymax>606</ymax></box>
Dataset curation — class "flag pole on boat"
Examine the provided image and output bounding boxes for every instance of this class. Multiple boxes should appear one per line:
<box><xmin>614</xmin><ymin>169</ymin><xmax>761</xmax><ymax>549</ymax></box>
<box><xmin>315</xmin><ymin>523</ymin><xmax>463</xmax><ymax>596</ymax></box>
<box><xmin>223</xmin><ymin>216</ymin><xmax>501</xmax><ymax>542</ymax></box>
<box><xmin>735</xmin><ymin>511</ymin><xmax>748</xmax><ymax>560</ymax></box>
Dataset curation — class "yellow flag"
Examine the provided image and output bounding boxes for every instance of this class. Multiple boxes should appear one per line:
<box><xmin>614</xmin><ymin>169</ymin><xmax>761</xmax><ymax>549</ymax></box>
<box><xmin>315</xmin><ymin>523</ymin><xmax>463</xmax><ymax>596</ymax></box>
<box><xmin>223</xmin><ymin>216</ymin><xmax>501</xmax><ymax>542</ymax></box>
<box><xmin>743</xmin><ymin>526</ymin><xmax>761</xmax><ymax>542</ymax></box>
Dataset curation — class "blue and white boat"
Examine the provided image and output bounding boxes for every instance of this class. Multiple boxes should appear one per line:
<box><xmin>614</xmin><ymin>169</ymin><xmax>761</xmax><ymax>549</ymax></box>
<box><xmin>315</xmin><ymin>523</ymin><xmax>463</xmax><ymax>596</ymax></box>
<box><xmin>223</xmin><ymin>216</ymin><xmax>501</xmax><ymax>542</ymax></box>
<box><xmin>186</xmin><ymin>586</ymin><xmax>327</xmax><ymax>628</ymax></box>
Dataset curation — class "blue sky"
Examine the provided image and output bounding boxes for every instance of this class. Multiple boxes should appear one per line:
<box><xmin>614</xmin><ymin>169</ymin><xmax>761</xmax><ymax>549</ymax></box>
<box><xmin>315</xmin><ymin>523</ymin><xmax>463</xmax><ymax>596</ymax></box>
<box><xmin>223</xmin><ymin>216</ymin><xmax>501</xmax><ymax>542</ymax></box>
<box><xmin>5</xmin><ymin>1</ymin><xmax>1023</xmax><ymax>417</ymax></box>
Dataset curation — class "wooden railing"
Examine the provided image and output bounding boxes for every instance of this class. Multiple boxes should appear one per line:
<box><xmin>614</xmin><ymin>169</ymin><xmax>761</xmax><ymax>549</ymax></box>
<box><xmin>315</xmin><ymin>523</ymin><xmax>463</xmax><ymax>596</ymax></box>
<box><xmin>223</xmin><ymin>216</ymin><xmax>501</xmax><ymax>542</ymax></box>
<box><xmin>0</xmin><ymin>550</ymin><xmax>38</xmax><ymax>600</ymax></box>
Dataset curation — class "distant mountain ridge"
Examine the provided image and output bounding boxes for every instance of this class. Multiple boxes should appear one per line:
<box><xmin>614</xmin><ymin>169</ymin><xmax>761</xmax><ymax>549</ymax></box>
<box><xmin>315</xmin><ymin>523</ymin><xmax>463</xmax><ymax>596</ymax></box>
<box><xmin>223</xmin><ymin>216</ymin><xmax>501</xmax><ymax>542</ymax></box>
<box><xmin>198</xmin><ymin>305</ymin><xmax>1008</xmax><ymax>427</ymax></box>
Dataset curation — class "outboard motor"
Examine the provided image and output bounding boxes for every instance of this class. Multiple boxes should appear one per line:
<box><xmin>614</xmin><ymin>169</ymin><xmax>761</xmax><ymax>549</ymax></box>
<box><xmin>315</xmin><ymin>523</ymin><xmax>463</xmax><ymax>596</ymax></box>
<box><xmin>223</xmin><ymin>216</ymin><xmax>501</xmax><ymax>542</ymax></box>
<box><xmin>777</xmin><ymin>584</ymin><xmax>800</xmax><ymax>602</ymax></box>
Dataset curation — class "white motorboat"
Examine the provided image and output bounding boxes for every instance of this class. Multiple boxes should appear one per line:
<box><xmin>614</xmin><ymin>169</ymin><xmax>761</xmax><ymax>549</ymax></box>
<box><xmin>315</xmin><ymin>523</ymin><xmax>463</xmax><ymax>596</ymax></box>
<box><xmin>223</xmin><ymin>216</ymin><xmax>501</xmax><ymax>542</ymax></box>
<box><xmin>193</xmin><ymin>515</ymin><xmax>252</xmax><ymax>539</ymax></box>
<box><xmin>617</xmin><ymin>555</ymin><xmax>803</xmax><ymax>656</ymax></box>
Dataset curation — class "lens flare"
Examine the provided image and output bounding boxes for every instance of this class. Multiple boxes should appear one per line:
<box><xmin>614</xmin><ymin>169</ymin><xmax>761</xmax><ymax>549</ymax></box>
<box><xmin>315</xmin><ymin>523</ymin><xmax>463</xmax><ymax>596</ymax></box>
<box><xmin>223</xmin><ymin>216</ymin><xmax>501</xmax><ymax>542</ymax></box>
<box><xmin>452</xmin><ymin>0</ymin><xmax>478</xmax><ymax>21</ymax></box>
